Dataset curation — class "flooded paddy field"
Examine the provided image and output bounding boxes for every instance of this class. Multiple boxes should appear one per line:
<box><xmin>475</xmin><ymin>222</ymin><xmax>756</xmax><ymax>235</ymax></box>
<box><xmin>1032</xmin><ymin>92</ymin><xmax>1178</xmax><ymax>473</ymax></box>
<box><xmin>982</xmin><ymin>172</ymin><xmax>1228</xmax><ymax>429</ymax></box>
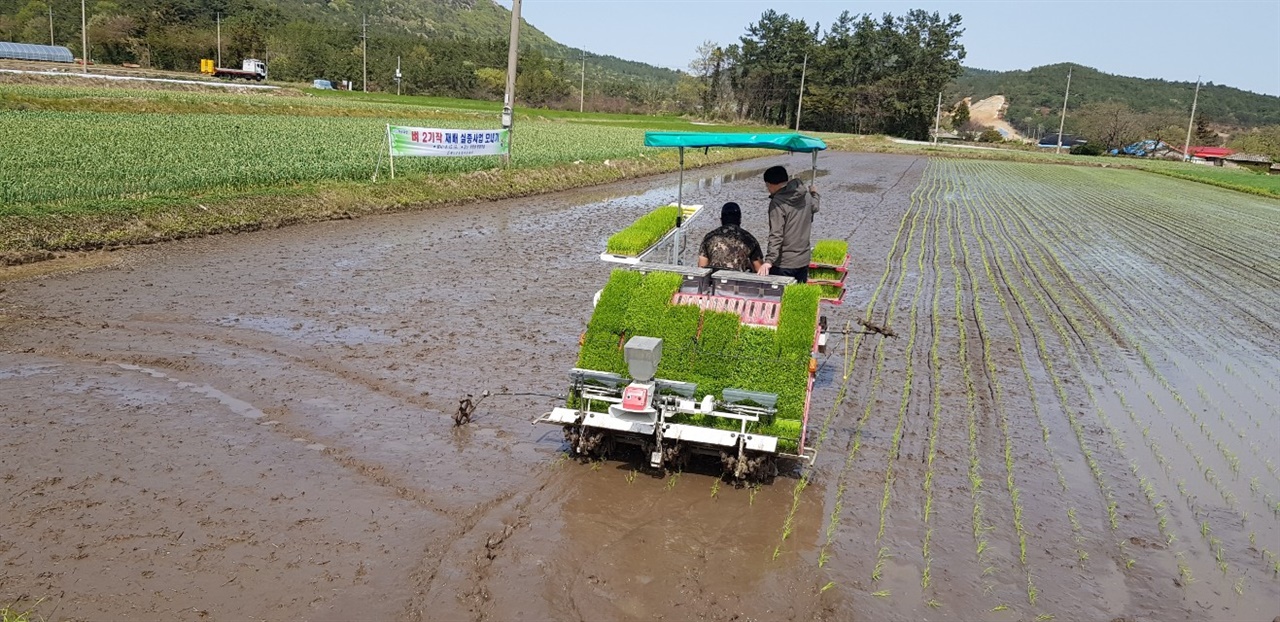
<box><xmin>2</xmin><ymin>153</ymin><xmax>1277</xmax><ymax>621</ymax></box>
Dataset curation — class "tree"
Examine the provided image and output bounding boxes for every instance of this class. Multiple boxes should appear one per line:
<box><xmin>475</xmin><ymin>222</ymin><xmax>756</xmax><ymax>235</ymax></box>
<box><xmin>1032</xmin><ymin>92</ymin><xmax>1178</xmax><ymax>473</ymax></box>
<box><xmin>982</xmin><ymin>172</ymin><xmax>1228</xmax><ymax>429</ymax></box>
<box><xmin>718</xmin><ymin>9</ymin><xmax>964</xmax><ymax>136</ymax></box>
<box><xmin>951</xmin><ymin>100</ymin><xmax>969</xmax><ymax>129</ymax></box>
<box><xmin>1068</xmin><ymin>101</ymin><xmax>1144</xmax><ymax>151</ymax></box>
<box><xmin>1193</xmin><ymin>115</ymin><xmax>1219</xmax><ymax>146</ymax></box>
<box><xmin>977</xmin><ymin>127</ymin><xmax>1003</xmax><ymax>143</ymax></box>
<box><xmin>1228</xmin><ymin>126</ymin><xmax>1280</xmax><ymax>160</ymax></box>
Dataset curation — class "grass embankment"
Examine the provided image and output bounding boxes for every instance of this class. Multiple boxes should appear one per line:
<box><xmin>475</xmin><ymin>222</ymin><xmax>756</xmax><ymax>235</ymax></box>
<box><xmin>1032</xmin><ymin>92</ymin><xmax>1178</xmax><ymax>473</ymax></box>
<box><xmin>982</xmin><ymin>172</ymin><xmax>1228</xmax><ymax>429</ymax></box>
<box><xmin>576</xmin><ymin>269</ymin><xmax>819</xmax><ymax>450</ymax></box>
<box><xmin>1135</xmin><ymin>162</ymin><xmax>1280</xmax><ymax>198</ymax></box>
<box><xmin>826</xmin><ymin>134</ymin><xmax>1280</xmax><ymax>198</ymax></box>
<box><xmin>0</xmin><ymin>82</ymin><xmax>775</xmax><ymax>264</ymax></box>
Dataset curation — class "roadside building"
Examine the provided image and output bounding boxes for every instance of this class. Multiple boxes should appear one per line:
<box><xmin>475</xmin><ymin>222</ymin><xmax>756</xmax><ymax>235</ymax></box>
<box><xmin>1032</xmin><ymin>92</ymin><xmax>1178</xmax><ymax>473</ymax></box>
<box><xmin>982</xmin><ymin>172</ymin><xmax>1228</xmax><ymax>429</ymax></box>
<box><xmin>1223</xmin><ymin>153</ymin><xmax>1274</xmax><ymax>173</ymax></box>
<box><xmin>1037</xmin><ymin>133</ymin><xmax>1087</xmax><ymax>149</ymax></box>
<box><xmin>1186</xmin><ymin>146</ymin><xmax>1235</xmax><ymax>166</ymax></box>
<box><xmin>0</xmin><ymin>42</ymin><xmax>75</xmax><ymax>63</ymax></box>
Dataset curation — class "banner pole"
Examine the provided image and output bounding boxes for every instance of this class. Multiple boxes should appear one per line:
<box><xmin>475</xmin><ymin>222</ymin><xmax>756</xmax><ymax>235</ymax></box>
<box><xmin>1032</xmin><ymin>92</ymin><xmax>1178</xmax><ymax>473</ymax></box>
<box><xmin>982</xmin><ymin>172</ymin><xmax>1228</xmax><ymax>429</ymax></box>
<box><xmin>387</xmin><ymin>124</ymin><xmax>395</xmax><ymax>180</ymax></box>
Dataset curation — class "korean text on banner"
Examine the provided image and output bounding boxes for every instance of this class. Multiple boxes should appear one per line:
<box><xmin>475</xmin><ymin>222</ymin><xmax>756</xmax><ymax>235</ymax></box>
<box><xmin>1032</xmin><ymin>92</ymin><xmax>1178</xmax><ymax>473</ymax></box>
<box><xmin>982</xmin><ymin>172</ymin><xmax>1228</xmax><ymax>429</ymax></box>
<box><xmin>389</xmin><ymin>126</ymin><xmax>510</xmax><ymax>157</ymax></box>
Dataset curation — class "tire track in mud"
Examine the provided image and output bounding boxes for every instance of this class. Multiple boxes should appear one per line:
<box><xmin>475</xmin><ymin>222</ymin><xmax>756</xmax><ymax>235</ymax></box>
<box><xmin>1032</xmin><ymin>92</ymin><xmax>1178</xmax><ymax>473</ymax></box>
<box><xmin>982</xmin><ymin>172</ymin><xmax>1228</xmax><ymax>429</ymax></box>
<box><xmin>976</xmin><ymin>161</ymin><xmax>1279</xmax><ymax>608</ymax></box>
<box><xmin>9</xmin><ymin>316</ymin><xmax>584</xmax><ymax>620</ymax></box>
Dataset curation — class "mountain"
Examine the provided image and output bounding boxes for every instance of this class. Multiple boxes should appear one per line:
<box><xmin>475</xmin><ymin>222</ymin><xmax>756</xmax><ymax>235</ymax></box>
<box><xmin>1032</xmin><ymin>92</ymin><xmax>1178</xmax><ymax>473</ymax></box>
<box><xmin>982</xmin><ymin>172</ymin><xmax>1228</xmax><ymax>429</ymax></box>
<box><xmin>0</xmin><ymin>0</ymin><xmax>678</xmax><ymax>104</ymax></box>
<box><xmin>948</xmin><ymin>63</ymin><xmax>1280</xmax><ymax>132</ymax></box>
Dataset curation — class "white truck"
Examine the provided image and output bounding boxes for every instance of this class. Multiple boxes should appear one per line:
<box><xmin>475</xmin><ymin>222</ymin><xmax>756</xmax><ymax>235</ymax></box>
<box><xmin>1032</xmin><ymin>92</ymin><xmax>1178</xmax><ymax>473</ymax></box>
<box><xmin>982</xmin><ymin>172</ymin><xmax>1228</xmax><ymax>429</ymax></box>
<box><xmin>201</xmin><ymin>58</ymin><xmax>267</xmax><ymax>81</ymax></box>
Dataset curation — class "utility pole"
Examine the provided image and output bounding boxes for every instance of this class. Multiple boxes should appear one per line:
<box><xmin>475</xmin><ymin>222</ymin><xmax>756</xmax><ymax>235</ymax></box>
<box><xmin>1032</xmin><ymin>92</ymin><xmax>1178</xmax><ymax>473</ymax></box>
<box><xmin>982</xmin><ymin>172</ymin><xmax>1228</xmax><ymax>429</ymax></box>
<box><xmin>216</xmin><ymin>13</ymin><xmax>221</xmax><ymax>68</ymax></box>
<box><xmin>48</xmin><ymin>5</ymin><xmax>54</xmax><ymax>46</ymax></box>
<box><xmin>579</xmin><ymin>50</ymin><xmax>586</xmax><ymax>113</ymax></box>
<box><xmin>79</xmin><ymin>0</ymin><xmax>87</xmax><ymax>73</ymax></box>
<box><xmin>933</xmin><ymin>92</ymin><xmax>942</xmax><ymax>144</ymax></box>
<box><xmin>1182</xmin><ymin>76</ymin><xmax>1201</xmax><ymax>162</ymax></box>
<box><xmin>501</xmin><ymin>0</ymin><xmax>521</xmax><ymax>166</ymax></box>
<box><xmin>361</xmin><ymin>14</ymin><xmax>368</xmax><ymax>93</ymax></box>
<box><xmin>1055</xmin><ymin>66</ymin><xmax>1072</xmax><ymax>154</ymax></box>
<box><xmin>794</xmin><ymin>51</ymin><xmax>808</xmax><ymax>131</ymax></box>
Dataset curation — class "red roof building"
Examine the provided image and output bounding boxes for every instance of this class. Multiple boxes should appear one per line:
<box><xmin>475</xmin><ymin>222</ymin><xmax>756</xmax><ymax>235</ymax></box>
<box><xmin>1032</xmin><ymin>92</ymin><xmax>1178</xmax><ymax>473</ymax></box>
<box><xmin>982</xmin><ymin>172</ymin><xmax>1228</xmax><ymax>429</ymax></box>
<box><xmin>1186</xmin><ymin>146</ymin><xmax>1234</xmax><ymax>159</ymax></box>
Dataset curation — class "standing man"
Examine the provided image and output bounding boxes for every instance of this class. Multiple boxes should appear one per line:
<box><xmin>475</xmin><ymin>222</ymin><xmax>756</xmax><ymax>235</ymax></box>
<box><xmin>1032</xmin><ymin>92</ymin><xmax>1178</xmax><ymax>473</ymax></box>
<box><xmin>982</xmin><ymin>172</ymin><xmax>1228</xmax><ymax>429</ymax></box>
<box><xmin>757</xmin><ymin>165</ymin><xmax>820</xmax><ymax>282</ymax></box>
<box><xmin>698</xmin><ymin>202</ymin><xmax>764</xmax><ymax>273</ymax></box>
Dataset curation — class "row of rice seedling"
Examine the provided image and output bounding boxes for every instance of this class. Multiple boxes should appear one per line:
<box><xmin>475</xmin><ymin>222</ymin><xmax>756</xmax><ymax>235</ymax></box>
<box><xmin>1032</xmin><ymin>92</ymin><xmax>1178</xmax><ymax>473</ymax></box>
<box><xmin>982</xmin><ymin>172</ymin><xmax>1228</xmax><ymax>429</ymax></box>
<box><xmin>967</xmin><ymin>161</ymin><xmax>1148</xmax><ymax>531</ymax></box>
<box><xmin>969</xmin><ymin>162</ymin><xmax>1232</xmax><ymax>593</ymax></box>
<box><xmin>918</xmin><ymin>167</ymin><xmax>955</xmax><ymax>599</ymax></box>
<box><xmin>864</xmin><ymin>171</ymin><xmax>949</xmax><ymax>600</ymax></box>
<box><xmin>983</xmin><ymin>162</ymin><xmax>1270</xmax><ymax>591</ymax></box>
<box><xmin>1001</xmin><ymin>163</ymin><xmax>1280</xmax><ymax>525</ymax></box>
<box><xmin>809</xmin><ymin>170</ymin><xmax>930</xmax><ymax>566</ymax></box>
<box><xmin>945</xmin><ymin>174</ymin><xmax>1004</xmax><ymax>601</ymax></box>
<box><xmin>951</xmin><ymin>172</ymin><xmax>1042</xmax><ymax>609</ymax></box>
<box><xmin>973</xmin><ymin>162</ymin><xmax>1190</xmax><ymax>559</ymax></box>
<box><xmin>604</xmin><ymin>205</ymin><xmax>681</xmax><ymax>256</ymax></box>
<box><xmin>1195</xmin><ymin>360</ymin><xmax>1280</xmax><ymax>450</ymax></box>
<box><xmin>968</xmin><ymin>160</ymin><xmax>1223</xmax><ymax>579</ymax></box>
<box><xmin>942</xmin><ymin>161</ymin><xmax>1096</xmax><ymax>565</ymax></box>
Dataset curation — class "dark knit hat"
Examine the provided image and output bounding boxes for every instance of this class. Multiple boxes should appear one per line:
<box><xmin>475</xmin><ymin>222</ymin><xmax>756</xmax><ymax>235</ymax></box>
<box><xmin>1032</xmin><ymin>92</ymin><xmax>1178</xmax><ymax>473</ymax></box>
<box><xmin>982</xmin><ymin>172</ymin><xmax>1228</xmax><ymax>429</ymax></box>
<box><xmin>720</xmin><ymin>202</ymin><xmax>741</xmax><ymax>226</ymax></box>
<box><xmin>763</xmin><ymin>165</ymin><xmax>788</xmax><ymax>184</ymax></box>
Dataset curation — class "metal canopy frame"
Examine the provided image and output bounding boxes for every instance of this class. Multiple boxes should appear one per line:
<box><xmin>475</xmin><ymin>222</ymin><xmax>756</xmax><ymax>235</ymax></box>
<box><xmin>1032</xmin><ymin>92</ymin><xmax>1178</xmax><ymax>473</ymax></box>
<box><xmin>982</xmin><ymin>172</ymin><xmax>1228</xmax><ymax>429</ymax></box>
<box><xmin>642</xmin><ymin>132</ymin><xmax>827</xmax><ymax>265</ymax></box>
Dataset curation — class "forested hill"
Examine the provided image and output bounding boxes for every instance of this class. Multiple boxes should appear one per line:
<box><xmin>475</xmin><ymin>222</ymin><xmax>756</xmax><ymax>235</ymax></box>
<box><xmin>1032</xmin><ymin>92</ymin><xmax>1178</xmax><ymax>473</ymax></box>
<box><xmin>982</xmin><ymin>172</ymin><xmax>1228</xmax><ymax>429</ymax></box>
<box><xmin>950</xmin><ymin>63</ymin><xmax>1280</xmax><ymax>130</ymax></box>
<box><xmin>0</xmin><ymin>0</ymin><xmax>678</xmax><ymax>104</ymax></box>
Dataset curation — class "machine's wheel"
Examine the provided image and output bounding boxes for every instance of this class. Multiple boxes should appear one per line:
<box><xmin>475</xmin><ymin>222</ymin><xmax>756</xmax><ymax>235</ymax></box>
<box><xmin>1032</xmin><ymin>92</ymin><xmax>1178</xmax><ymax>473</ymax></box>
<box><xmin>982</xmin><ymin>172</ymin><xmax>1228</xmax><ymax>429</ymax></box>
<box><xmin>723</xmin><ymin>450</ymin><xmax>777</xmax><ymax>483</ymax></box>
<box><xmin>660</xmin><ymin>440</ymin><xmax>689</xmax><ymax>473</ymax></box>
<box><xmin>575</xmin><ymin>428</ymin><xmax>613</xmax><ymax>460</ymax></box>
<box><xmin>743</xmin><ymin>451</ymin><xmax>778</xmax><ymax>482</ymax></box>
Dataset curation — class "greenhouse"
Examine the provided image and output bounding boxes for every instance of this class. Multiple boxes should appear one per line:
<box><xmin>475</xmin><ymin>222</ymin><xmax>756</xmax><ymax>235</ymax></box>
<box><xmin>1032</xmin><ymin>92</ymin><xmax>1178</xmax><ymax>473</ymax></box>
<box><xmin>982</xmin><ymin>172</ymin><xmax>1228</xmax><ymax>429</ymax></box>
<box><xmin>0</xmin><ymin>41</ymin><xmax>75</xmax><ymax>63</ymax></box>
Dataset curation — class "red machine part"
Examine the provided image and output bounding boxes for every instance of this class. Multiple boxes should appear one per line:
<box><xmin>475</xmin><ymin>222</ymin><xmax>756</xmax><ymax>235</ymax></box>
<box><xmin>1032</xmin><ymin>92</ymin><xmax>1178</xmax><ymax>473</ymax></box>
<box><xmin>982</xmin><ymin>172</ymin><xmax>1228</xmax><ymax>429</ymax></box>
<box><xmin>671</xmin><ymin>294</ymin><xmax>781</xmax><ymax>327</ymax></box>
<box><xmin>621</xmin><ymin>385</ymin><xmax>650</xmax><ymax>411</ymax></box>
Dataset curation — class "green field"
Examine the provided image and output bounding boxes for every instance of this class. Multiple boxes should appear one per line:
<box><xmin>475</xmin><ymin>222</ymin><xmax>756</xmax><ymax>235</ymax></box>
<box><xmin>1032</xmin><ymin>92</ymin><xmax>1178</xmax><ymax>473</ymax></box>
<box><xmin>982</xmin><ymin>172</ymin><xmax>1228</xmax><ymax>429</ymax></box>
<box><xmin>0</xmin><ymin>81</ymin><xmax>781</xmax><ymax>260</ymax></box>
<box><xmin>1135</xmin><ymin>160</ymin><xmax>1280</xmax><ymax>197</ymax></box>
<box><xmin>2</xmin><ymin>80</ymin><xmax>1274</xmax><ymax>263</ymax></box>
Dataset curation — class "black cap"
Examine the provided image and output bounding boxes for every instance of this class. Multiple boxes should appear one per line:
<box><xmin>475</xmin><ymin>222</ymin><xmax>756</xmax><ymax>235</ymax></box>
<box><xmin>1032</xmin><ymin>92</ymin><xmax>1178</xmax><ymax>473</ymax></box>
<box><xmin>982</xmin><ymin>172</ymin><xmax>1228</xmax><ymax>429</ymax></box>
<box><xmin>763</xmin><ymin>166</ymin><xmax>788</xmax><ymax>184</ymax></box>
<box><xmin>720</xmin><ymin>202</ymin><xmax>741</xmax><ymax>226</ymax></box>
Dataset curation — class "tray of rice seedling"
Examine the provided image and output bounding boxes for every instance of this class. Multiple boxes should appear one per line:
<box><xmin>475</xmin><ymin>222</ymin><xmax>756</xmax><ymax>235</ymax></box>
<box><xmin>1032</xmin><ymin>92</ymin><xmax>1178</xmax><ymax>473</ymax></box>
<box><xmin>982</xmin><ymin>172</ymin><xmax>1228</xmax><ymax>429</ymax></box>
<box><xmin>813</xmin><ymin>281</ymin><xmax>847</xmax><ymax>305</ymax></box>
<box><xmin>600</xmin><ymin>203</ymin><xmax>704</xmax><ymax>264</ymax></box>
<box><xmin>809</xmin><ymin>239</ymin><xmax>849</xmax><ymax>271</ymax></box>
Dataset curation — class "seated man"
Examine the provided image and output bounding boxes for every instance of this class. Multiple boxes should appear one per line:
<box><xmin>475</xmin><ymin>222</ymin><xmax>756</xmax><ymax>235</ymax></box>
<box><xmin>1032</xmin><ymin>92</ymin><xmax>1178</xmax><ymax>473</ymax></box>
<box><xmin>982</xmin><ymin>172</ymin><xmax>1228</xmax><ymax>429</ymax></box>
<box><xmin>698</xmin><ymin>202</ymin><xmax>764</xmax><ymax>273</ymax></box>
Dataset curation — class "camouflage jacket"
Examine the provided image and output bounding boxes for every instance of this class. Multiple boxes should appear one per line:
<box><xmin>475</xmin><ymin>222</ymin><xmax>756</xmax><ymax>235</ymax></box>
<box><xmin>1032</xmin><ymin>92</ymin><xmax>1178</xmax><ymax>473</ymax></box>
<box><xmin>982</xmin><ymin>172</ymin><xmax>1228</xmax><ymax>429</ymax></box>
<box><xmin>699</xmin><ymin>225</ymin><xmax>764</xmax><ymax>272</ymax></box>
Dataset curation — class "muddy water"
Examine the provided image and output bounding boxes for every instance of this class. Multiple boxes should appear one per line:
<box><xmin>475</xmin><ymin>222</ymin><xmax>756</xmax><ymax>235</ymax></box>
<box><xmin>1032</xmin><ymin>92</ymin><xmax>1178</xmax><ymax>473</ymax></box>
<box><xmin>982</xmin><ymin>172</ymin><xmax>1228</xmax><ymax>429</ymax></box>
<box><xmin>0</xmin><ymin>153</ymin><xmax>915</xmax><ymax>621</ymax></box>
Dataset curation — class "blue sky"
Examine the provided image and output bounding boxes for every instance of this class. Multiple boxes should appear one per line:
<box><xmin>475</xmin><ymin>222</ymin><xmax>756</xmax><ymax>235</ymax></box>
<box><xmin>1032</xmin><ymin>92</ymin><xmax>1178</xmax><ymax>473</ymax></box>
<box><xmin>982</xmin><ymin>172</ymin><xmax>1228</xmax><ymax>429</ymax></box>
<box><xmin>496</xmin><ymin>1</ymin><xmax>1280</xmax><ymax>96</ymax></box>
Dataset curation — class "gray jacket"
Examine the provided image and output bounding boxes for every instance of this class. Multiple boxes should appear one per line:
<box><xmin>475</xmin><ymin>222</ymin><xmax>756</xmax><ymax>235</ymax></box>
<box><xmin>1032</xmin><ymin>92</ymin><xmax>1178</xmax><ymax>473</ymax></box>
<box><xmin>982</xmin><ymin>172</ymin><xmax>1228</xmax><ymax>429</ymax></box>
<box><xmin>764</xmin><ymin>178</ymin><xmax>820</xmax><ymax>269</ymax></box>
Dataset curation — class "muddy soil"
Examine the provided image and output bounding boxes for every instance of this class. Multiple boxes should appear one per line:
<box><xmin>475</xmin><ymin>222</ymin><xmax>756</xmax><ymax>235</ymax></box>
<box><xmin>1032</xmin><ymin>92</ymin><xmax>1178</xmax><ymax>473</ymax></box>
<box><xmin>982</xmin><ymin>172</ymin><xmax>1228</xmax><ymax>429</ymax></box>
<box><xmin>4</xmin><ymin>153</ymin><xmax>1278</xmax><ymax>622</ymax></box>
<box><xmin>0</xmin><ymin>153</ymin><xmax>911</xmax><ymax>621</ymax></box>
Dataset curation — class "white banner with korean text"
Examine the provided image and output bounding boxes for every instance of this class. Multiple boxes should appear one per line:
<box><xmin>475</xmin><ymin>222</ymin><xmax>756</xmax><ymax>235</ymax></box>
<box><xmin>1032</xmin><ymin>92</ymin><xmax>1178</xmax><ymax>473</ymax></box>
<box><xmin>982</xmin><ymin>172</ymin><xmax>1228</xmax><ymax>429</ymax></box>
<box><xmin>388</xmin><ymin>125</ymin><xmax>509</xmax><ymax>157</ymax></box>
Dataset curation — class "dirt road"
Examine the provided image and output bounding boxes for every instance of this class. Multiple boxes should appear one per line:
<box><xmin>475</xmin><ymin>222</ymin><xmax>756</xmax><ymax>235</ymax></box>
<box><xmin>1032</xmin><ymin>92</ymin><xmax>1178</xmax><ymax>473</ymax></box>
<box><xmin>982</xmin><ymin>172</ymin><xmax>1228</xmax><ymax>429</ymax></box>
<box><xmin>0</xmin><ymin>153</ymin><xmax>917</xmax><ymax>621</ymax></box>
